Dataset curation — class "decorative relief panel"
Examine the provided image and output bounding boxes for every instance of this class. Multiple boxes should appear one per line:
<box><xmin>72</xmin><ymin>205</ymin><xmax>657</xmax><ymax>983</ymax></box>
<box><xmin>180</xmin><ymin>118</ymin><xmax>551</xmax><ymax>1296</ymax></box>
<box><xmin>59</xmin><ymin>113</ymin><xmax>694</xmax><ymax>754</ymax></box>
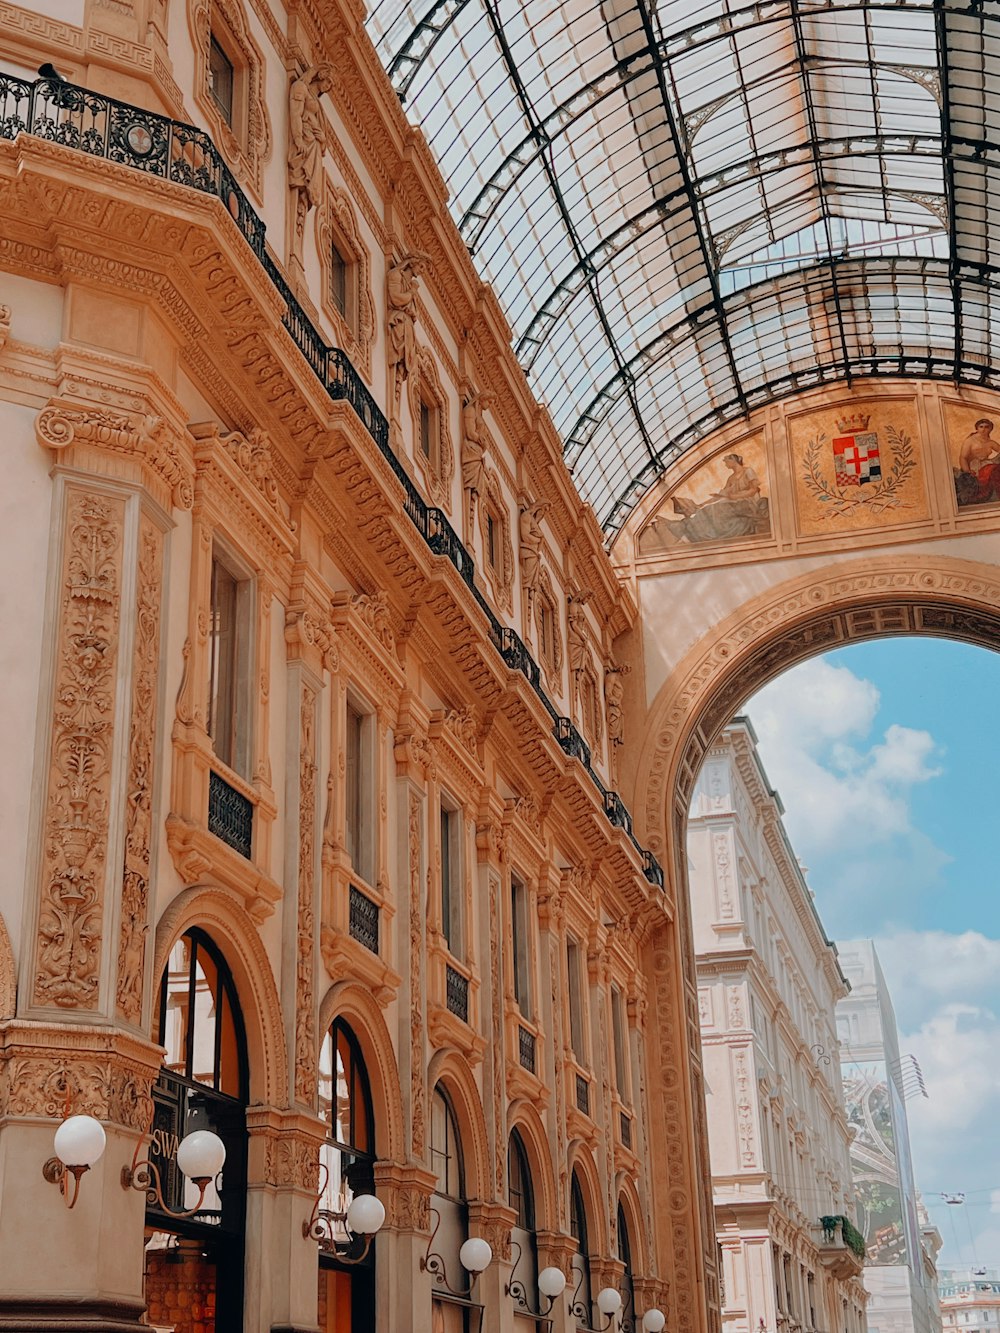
<box><xmin>36</xmin><ymin>403</ymin><xmax>193</xmax><ymax>511</ymax></box>
<box><xmin>294</xmin><ymin>685</ymin><xmax>318</xmax><ymax>1107</ymax></box>
<box><xmin>34</xmin><ymin>490</ymin><xmax>127</xmax><ymax>1010</ymax></box>
<box><xmin>408</xmin><ymin>792</ymin><xmax>426</xmax><ymax>1156</ymax></box>
<box><xmin>116</xmin><ymin>515</ymin><xmax>164</xmax><ymax>1026</ymax></box>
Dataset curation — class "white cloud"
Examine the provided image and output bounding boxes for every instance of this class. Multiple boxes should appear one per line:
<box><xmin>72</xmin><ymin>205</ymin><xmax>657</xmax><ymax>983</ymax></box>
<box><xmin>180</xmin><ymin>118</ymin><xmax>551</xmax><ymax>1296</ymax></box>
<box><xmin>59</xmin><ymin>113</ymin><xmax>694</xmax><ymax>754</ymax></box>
<box><xmin>746</xmin><ymin>662</ymin><xmax>942</xmax><ymax>860</ymax></box>
<box><xmin>866</xmin><ymin>928</ymin><xmax>1000</xmax><ymax>1265</ymax></box>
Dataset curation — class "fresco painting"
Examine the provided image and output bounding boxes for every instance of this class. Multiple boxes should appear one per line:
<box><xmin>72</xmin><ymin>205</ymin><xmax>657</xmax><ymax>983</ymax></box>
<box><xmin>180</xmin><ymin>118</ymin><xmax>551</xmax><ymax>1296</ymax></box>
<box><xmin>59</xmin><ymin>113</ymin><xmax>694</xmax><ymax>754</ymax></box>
<box><xmin>638</xmin><ymin>437</ymin><xmax>770</xmax><ymax>554</ymax></box>
<box><xmin>945</xmin><ymin>403</ymin><xmax>1000</xmax><ymax>509</ymax></box>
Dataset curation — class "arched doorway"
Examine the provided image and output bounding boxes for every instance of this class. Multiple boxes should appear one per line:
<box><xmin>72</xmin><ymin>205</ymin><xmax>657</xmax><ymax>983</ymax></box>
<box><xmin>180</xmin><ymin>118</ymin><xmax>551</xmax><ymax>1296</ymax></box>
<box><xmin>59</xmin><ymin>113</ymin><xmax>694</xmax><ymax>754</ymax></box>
<box><xmin>144</xmin><ymin>927</ymin><xmax>249</xmax><ymax>1333</ymax></box>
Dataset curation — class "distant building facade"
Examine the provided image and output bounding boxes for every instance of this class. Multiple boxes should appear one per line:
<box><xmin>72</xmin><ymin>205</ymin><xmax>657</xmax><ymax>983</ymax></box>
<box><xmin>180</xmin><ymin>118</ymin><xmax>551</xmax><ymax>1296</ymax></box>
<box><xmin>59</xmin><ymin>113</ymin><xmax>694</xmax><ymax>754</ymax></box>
<box><xmin>938</xmin><ymin>1270</ymin><xmax>1000</xmax><ymax>1333</ymax></box>
<box><xmin>836</xmin><ymin>942</ymin><xmax>943</xmax><ymax>1333</ymax></box>
<box><xmin>691</xmin><ymin>720</ymin><xmax>868</xmax><ymax>1333</ymax></box>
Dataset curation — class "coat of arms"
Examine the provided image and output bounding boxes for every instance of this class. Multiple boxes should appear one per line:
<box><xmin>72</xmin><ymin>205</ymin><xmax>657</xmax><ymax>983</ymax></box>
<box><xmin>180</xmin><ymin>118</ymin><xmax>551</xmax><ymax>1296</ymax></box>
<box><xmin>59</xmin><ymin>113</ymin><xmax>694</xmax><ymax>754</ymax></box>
<box><xmin>803</xmin><ymin>413</ymin><xmax>915</xmax><ymax>518</ymax></box>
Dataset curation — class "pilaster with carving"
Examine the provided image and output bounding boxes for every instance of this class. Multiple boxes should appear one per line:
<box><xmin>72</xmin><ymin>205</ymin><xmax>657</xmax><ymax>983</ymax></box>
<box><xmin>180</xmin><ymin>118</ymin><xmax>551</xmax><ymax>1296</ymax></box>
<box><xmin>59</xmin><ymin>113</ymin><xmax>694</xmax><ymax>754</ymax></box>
<box><xmin>31</xmin><ymin>486</ymin><xmax>127</xmax><ymax>1012</ymax></box>
<box><xmin>115</xmin><ymin>514</ymin><xmax>165</xmax><ymax>1028</ymax></box>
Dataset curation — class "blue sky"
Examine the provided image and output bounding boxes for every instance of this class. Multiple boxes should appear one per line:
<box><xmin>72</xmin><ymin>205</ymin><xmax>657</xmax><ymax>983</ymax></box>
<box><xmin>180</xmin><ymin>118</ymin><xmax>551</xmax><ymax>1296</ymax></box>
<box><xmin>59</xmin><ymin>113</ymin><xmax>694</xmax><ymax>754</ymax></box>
<box><xmin>743</xmin><ymin>639</ymin><xmax>1000</xmax><ymax>1270</ymax></box>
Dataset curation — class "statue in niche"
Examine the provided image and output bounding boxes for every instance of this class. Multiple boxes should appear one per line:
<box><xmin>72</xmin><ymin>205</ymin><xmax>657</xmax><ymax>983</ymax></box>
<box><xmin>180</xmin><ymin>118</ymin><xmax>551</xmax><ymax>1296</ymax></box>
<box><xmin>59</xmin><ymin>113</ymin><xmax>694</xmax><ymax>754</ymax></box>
<box><xmin>518</xmin><ymin>498</ymin><xmax>550</xmax><ymax>614</ymax></box>
<box><xmin>387</xmin><ymin>252</ymin><xmax>430</xmax><ymax>412</ymax></box>
<box><xmin>566</xmin><ymin>590</ymin><xmax>592</xmax><ymax>677</ymax></box>
<box><xmin>287</xmin><ymin>64</ymin><xmax>335</xmax><ymax>257</ymax></box>
<box><xmin>461</xmin><ymin>390</ymin><xmax>493</xmax><ymax>530</ymax></box>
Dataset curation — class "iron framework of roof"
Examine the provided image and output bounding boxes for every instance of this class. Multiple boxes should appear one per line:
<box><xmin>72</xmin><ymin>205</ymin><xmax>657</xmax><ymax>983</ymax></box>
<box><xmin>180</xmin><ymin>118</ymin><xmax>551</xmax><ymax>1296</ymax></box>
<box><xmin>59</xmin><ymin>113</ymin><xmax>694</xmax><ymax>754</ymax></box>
<box><xmin>366</xmin><ymin>0</ymin><xmax>1000</xmax><ymax>537</ymax></box>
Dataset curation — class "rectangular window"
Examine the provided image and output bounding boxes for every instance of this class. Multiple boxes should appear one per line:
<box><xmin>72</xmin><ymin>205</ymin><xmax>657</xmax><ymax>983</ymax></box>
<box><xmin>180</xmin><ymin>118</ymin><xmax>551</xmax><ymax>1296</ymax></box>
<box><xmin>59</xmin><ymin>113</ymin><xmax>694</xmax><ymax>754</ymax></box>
<box><xmin>511</xmin><ymin>876</ymin><xmax>531</xmax><ymax>1017</ymax></box>
<box><xmin>344</xmin><ymin>700</ymin><xmax>373</xmax><ymax>885</ymax></box>
<box><xmin>330</xmin><ymin>242</ymin><xmax>348</xmax><ymax>321</ymax></box>
<box><xmin>419</xmin><ymin>400</ymin><xmax>433</xmax><ymax>459</ymax></box>
<box><xmin>208</xmin><ymin>548</ymin><xmax>251</xmax><ymax>777</ymax></box>
<box><xmin>209</xmin><ymin>36</ymin><xmax>234</xmax><ymax>125</ymax></box>
<box><xmin>440</xmin><ymin>801</ymin><xmax>461</xmax><ymax>957</ymax></box>
<box><xmin>611</xmin><ymin>984</ymin><xmax>628</xmax><ymax>1098</ymax></box>
<box><xmin>486</xmin><ymin>511</ymin><xmax>497</xmax><ymax>569</ymax></box>
<box><xmin>567</xmin><ymin>937</ymin><xmax>585</xmax><ymax>1061</ymax></box>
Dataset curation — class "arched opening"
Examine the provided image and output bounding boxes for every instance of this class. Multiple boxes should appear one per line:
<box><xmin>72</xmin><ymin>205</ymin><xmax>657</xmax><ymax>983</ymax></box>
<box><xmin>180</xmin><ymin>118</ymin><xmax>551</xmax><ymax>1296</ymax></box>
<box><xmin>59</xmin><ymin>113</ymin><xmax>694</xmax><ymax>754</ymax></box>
<box><xmin>144</xmin><ymin>927</ymin><xmax>249</xmax><ymax>1333</ymax></box>
<box><xmin>569</xmin><ymin>1171</ymin><xmax>593</xmax><ymax>1330</ymax></box>
<box><xmin>429</xmin><ymin>1084</ymin><xmax>477</xmax><ymax>1332</ymax></box>
<box><xmin>508</xmin><ymin>1128</ymin><xmax>540</xmax><ymax>1325</ymax></box>
<box><xmin>317</xmin><ymin>1017</ymin><xmax>377</xmax><ymax>1332</ymax></box>
<box><xmin>617</xmin><ymin>1203</ymin><xmax>636</xmax><ymax>1333</ymax></box>
<box><xmin>633</xmin><ymin>560</ymin><xmax>1000</xmax><ymax>1331</ymax></box>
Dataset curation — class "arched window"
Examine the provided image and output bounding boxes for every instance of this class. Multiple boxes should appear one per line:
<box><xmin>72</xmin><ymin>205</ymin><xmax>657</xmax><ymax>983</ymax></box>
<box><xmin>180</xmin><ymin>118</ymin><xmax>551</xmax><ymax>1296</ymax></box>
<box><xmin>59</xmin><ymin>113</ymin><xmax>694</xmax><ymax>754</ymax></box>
<box><xmin>618</xmin><ymin>1203</ymin><xmax>636</xmax><ymax>1333</ymax></box>
<box><xmin>508</xmin><ymin>1129</ymin><xmax>539</xmax><ymax>1320</ymax></box>
<box><xmin>430</xmin><ymin>1087</ymin><xmax>473</xmax><ymax>1331</ymax></box>
<box><xmin>318</xmin><ymin>1019</ymin><xmax>377</xmax><ymax>1331</ymax></box>
<box><xmin>569</xmin><ymin>1172</ymin><xmax>593</xmax><ymax>1328</ymax></box>
<box><xmin>145</xmin><ymin>929</ymin><xmax>249</xmax><ymax>1333</ymax></box>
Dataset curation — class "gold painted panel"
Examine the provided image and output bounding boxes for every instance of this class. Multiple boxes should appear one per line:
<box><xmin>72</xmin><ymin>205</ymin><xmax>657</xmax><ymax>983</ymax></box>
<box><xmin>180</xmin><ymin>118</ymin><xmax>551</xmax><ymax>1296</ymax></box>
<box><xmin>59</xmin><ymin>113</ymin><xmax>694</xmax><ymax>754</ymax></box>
<box><xmin>637</xmin><ymin>436</ymin><xmax>770</xmax><ymax>556</ymax></box>
<box><xmin>790</xmin><ymin>398</ymin><xmax>929</xmax><ymax>536</ymax></box>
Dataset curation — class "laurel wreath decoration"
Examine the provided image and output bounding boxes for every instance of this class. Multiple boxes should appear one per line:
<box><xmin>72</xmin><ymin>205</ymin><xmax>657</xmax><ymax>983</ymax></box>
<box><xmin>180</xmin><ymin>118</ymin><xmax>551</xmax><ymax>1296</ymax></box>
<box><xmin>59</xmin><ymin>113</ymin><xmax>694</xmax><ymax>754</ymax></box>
<box><xmin>802</xmin><ymin>425</ymin><xmax>916</xmax><ymax>518</ymax></box>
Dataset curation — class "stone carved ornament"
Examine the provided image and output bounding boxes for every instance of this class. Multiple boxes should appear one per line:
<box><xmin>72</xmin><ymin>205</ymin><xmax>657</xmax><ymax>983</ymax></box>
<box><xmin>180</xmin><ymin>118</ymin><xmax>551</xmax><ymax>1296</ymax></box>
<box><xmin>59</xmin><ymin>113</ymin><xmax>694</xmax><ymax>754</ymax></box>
<box><xmin>387</xmin><ymin>252</ymin><xmax>430</xmax><ymax>412</ymax></box>
<box><xmin>0</xmin><ymin>303</ymin><xmax>10</xmax><ymax>351</ymax></box>
<box><xmin>190</xmin><ymin>421</ymin><xmax>281</xmax><ymax>512</ymax></box>
<box><xmin>294</xmin><ymin>687</ymin><xmax>318</xmax><ymax>1106</ymax></box>
<box><xmin>34</xmin><ymin>491</ymin><xmax>125</xmax><ymax>1009</ymax></box>
<box><xmin>288</xmin><ymin>64</ymin><xmax>334</xmax><ymax>247</ymax></box>
<box><xmin>116</xmin><ymin>518</ymin><xmax>163</xmax><ymax>1025</ymax></box>
<box><xmin>36</xmin><ymin>404</ymin><xmax>193</xmax><ymax>510</ymax></box>
<box><xmin>518</xmin><ymin>498</ymin><xmax>551</xmax><ymax>611</ymax></box>
<box><xmin>566</xmin><ymin>588</ymin><xmax>593</xmax><ymax>677</ymax></box>
<box><xmin>351</xmin><ymin>588</ymin><xmax>396</xmax><ymax>651</ymax></box>
<box><xmin>460</xmin><ymin>390</ymin><xmax>494</xmax><ymax>530</ymax></box>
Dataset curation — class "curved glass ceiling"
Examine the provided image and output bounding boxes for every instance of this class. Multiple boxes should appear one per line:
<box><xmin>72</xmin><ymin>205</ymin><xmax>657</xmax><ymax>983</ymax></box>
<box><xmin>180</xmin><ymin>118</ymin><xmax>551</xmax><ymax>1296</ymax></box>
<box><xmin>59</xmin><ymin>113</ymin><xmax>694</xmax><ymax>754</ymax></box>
<box><xmin>365</xmin><ymin>0</ymin><xmax>1000</xmax><ymax>536</ymax></box>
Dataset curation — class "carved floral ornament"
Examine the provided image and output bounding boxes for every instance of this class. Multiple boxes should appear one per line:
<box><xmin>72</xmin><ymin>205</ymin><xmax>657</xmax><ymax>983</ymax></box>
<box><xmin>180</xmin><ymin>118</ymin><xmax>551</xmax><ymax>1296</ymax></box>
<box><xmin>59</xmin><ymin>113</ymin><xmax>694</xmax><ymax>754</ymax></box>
<box><xmin>189</xmin><ymin>421</ymin><xmax>282</xmax><ymax>514</ymax></box>
<box><xmin>35</xmin><ymin>404</ymin><xmax>194</xmax><ymax>510</ymax></box>
<box><xmin>34</xmin><ymin>490</ymin><xmax>126</xmax><ymax>1011</ymax></box>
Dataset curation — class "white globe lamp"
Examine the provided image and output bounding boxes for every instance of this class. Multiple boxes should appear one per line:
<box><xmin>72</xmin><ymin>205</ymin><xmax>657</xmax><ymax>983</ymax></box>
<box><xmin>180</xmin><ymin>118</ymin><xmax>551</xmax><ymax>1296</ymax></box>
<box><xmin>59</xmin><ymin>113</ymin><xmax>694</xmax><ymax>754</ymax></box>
<box><xmin>176</xmin><ymin>1129</ymin><xmax>226</xmax><ymax>1181</ymax></box>
<box><xmin>538</xmin><ymin>1266</ymin><xmax>567</xmax><ymax>1299</ymax></box>
<box><xmin>53</xmin><ymin>1114</ymin><xmax>106</xmax><ymax>1168</ymax></box>
<box><xmin>459</xmin><ymin>1237</ymin><xmax>493</xmax><ymax>1274</ymax></box>
<box><xmin>597</xmin><ymin>1286</ymin><xmax>623</xmax><ymax>1316</ymax></box>
<box><xmin>642</xmin><ymin>1311</ymin><xmax>666</xmax><ymax>1332</ymax></box>
<box><xmin>345</xmin><ymin>1192</ymin><xmax>385</xmax><ymax>1236</ymax></box>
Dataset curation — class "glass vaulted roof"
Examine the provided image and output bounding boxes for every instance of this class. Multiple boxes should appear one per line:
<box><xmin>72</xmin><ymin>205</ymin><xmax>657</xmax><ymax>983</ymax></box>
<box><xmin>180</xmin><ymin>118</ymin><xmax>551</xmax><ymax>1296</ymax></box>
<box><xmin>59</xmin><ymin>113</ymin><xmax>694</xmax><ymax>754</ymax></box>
<box><xmin>365</xmin><ymin>0</ymin><xmax>1000</xmax><ymax>536</ymax></box>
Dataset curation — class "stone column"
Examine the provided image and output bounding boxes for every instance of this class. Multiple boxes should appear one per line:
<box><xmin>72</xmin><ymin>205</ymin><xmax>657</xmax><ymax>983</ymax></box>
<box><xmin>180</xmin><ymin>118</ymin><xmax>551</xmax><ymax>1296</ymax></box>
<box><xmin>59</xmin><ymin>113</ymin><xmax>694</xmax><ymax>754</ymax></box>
<box><xmin>374</xmin><ymin>1161</ymin><xmax>436</xmax><ymax>1332</ymax></box>
<box><xmin>245</xmin><ymin>1108</ymin><xmax>327</xmax><ymax>1333</ymax></box>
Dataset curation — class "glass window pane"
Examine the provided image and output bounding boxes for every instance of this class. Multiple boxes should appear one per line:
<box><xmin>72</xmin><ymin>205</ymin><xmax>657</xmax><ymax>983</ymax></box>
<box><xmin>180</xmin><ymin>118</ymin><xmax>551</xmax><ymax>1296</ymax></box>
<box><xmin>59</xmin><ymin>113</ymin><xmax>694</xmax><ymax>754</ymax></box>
<box><xmin>190</xmin><ymin>946</ymin><xmax>220</xmax><ymax>1089</ymax></box>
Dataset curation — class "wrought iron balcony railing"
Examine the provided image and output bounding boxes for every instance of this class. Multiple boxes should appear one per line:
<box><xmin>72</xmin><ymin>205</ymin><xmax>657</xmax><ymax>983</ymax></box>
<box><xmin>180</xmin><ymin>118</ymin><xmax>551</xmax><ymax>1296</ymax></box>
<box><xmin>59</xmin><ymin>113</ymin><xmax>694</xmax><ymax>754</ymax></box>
<box><xmin>208</xmin><ymin>770</ymin><xmax>253</xmax><ymax>859</ymax></box>
<box><xmin>0</xmin><ymin>69</ymin><xmax>663</xmax><ymax>884</ymax></box>
<box><xmin>445</xmin><ymin>964</ymin><xmax>469</xmax><ymax>1023</ymax></box>
<box><xmin>348</xmin><ymin>885</ymin><xmax>380</xmax><ymax>955</ymax></box>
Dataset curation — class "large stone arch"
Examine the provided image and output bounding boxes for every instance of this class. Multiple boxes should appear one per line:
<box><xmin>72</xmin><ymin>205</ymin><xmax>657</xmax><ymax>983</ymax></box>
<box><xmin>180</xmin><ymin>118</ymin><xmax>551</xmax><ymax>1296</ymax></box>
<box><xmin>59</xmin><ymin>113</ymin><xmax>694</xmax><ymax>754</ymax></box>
<box><xmin>427</xmin><ymin>1047</ymin><xmax>491</xmax><ymax>1203</ymax></box>
<box><xmin>634</xmin><ymin>554</ymin><xmax>1000</xmax><ymax>854</ymax></box>
<box><xmin>318</xmin><ymin>980</ymin><xmax>406</xmax><ymax>1163</ymax></box>
<box><xmin>628</xmin><ymin>553</ymin><xmax>1000</xmax><ymax>1333</ymax></box>
<box><xmin>153</xmin><ymin>885</ymin><xmax>288</xmax><ymax>1107</ymax></box>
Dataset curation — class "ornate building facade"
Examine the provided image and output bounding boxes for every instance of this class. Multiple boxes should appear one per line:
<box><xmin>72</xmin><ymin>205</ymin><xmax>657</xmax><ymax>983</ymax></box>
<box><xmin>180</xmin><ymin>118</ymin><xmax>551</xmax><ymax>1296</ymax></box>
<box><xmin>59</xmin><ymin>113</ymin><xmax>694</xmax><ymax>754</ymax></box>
<box><xmin>0</xmin><ymin>3</ymin><xmax>683</xmax><ymax>1332</ymax></box>
<box><xmin>4</xmin><ymin>2</ymin><xmax>1000</xmax><ymax>1333</ymax></box>
<box><xmin>690</xmin><ymin>720</ymin><xmax>867</xmax><ymax>1333</ymax></box>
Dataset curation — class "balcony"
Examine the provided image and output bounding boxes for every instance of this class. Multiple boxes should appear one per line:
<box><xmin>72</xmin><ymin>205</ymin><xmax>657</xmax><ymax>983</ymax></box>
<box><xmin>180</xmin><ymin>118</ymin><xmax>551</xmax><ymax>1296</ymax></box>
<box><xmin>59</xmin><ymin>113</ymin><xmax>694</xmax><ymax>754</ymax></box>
<box><xmin>816</xmin><ymin>1215</ymin><xmax>866</xmax><ymax>1279</ymax></box>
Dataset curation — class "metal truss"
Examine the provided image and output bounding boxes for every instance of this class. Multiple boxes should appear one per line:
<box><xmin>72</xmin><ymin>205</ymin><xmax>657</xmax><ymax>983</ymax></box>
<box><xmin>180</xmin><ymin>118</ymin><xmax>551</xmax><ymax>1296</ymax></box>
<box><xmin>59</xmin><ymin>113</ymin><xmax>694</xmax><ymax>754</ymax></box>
<box><xmin>366</xmin><ymin>0</ymin><xmax>1000</xmax><ymax>534</ymax></box>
